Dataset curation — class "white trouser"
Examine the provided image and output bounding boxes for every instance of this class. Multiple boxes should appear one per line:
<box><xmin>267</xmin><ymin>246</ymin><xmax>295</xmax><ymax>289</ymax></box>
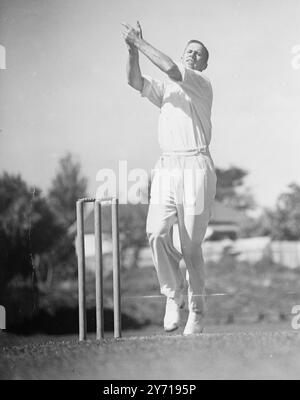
<box><xmin>146</xmin><ymin>148</ymin><xmax>217</xmax><ymax>313</ymax></box>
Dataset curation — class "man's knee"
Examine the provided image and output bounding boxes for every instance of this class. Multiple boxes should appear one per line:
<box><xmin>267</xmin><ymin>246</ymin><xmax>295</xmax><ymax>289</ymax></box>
<box><xmin>182</xmin><ymin>244</ymin><xmax>202</xmax><ymax>264</ymax></box>
<box><xmin>146</xmin><ymin>224</ymin><xmax>169</xmax><ymax>242</ymax></box>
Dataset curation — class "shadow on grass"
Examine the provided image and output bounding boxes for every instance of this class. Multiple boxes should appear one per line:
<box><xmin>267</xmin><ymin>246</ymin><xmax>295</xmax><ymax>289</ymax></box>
<box><xmin>6</xmin><ymin>307</ymin><xmax>150</xmax><ymax>335</ymax></box>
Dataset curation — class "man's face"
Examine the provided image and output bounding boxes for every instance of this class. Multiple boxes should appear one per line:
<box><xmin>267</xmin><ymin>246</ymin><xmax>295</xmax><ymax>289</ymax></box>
<box><xmin>182</xmin><ymin>42</ymin><xmax>207</xmax><ymax>71</ymax></box>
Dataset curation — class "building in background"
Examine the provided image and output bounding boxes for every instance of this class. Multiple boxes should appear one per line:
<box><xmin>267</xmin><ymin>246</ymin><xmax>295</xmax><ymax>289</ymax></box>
<box><xmin>70</xmin><ymin>202</ymin><xmax>300</xmax><ymax>270</ymax></box>
<box><xmin>205</xmin><ymin>201</ymin><xmax>247</xmax><ymax>241</ymax></box>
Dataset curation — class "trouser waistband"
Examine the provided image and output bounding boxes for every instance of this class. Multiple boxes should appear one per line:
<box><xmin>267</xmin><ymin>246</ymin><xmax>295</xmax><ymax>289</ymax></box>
<box><xmin>162</xmin><ymin>147</ymin><xmax>210</xmax><ymax>157</ymax></box>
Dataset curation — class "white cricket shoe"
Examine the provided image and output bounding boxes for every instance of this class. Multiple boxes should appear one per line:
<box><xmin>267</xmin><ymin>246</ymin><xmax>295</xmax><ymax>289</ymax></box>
<box><xmin>183</xmin><ymin>311</ymin><xmax>204</xmax><ymax>335</ymax></box>
<box><xmin>163</xmin><ymin>296</ymin><xmax>185</xmax><ymax>332</ymax></box>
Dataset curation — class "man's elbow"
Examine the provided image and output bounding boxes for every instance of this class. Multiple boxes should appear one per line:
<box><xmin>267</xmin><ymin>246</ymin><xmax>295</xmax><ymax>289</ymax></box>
<box><xmin>166</xmin><ymin>64</ymin><xmax>182</xmax><ymax>82</ymax></box>
<box><xmin>128</xmin><ymin>77</ymin><xmax>143</xmax><ymax>92</ymax></box>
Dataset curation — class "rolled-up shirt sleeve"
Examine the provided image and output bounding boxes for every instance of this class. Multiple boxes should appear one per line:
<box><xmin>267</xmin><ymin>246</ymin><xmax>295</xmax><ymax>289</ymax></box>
<box><xmin>171</xmin><ymin>63</ymin><xmax>211</xmax><ymax>97</ymax></box>
<box><xmin>140</xmin><ymin>75</ymin><xmax>165</xmax><ymax>108</ymax></box>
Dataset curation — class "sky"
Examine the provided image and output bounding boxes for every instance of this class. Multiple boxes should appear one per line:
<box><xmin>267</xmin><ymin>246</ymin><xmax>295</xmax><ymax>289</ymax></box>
<box><xmin>0</xmin><ymin>0</ymin><xmax>300</xmax><ymax>209</ymax></box>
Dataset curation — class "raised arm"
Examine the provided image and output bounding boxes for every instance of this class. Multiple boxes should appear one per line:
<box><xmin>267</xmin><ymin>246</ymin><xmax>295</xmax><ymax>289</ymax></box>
<box><xmin>124</xmin><ymin>22</ymin><xmax>143</xmax><ymax>91</ymax></box>
<box><xmin>126</xmin><ymin>46</ymin><xmax>143</xmax><ymax>91</ymax></box>
<box><xmin>122</xmin><ymin>22</ymin><xmax>182</xmax><ymax>82</ymax></box>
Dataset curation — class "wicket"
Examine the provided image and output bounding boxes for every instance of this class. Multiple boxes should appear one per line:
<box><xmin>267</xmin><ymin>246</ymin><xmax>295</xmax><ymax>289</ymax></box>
<box><xmin>76</xmin><ymin>197</ymin><xmax>121</xmax><ymax>341</ymax></box>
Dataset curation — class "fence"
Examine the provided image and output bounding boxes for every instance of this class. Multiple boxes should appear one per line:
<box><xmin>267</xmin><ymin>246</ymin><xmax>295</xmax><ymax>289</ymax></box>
<box><xmin>203</xmin><ymin>238</ymin><xmax>300</xmax><ymax>269</ymax></box>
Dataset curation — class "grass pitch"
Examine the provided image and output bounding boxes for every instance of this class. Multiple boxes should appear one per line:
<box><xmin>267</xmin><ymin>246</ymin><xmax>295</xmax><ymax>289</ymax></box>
<box><xmin>1</xmin><ymin>324</ymin><xmax>299</xmax><ymax>380</ymax></box>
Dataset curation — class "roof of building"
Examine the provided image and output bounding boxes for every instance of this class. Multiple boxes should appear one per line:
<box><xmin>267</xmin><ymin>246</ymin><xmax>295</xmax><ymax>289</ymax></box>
<box><xmin>210</xmin><ymin>201</ymin><xmax>246</xmax><ymax>225</ymax></box>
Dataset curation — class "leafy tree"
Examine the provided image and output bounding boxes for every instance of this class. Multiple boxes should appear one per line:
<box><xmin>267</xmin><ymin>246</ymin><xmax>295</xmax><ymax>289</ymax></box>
<box><xmin>239</xmin><ymin>212</ymin><xmax>272</xmax><ymax>238</ymax></box>
<box><xmin>119</xmin><ymin>203</ymin><xmax>148</xmax><ymax>267</ymax></box>
<box><xmin>0</xmin><ymin>173</ymin><xmax>64</xmax><ymax>293</ymax></box>
<box><xmin>41</xmin><ymin>153</ymin><xmax>88</xmax><ymax>285</ymax></box>
<box><xmin>263</xmin><ymin>183</ymin><xmax>300</xmax><ymax>240</ymax></box>
<box><xmin>239</xmin><ymin>182</ymin><xmax>300</xmax><ymax>240</ymax></box>
<box><xmin>48</xmin><ymin>153</ymin><xmax>88</xmax><ymax>227</ymax></box>
<box><xmin>100</xmin><ymin>203</ymin><xmax>148</xmax><ymax>269</ymax></box>
<box><xmin>215</xmin><ymin>166</ymin><xmax>256</xmax><ymax>211</ymax></box>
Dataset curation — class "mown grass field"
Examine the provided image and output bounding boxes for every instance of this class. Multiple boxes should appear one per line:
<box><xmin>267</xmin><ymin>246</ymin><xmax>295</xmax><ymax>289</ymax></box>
<box><xmin>2</xmin><ymin>255</ymin><xmax>300</xmax><ymax>380</ymax></box>
<box><xmin>1</xmin><ymin>323</ymin><xmax>300</xmax><ymax>380</ymax></box>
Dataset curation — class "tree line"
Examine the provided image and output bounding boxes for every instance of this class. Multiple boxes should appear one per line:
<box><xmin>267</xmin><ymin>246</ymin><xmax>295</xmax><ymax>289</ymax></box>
<box><xmin>1</xmin><ymin>153</ymin><xmax>299</xmax><ymax>299</ymax></box>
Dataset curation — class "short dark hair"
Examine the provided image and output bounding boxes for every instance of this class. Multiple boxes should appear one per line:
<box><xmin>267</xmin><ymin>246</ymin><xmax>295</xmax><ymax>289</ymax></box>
<box><xmin>185</xmin><ymin>40</ymin><xmax>209</xmax><ymax>64</ymax></box>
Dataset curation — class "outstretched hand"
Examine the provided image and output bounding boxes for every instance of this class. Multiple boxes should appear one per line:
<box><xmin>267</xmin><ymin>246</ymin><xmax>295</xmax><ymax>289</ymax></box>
<box><xmin>122</xmin><ymin>21</ymin><xmax>143</xmax><ymax>50</ymax></box>
<box><xmin>136</xmin><ymin>21</ymin><xmax>143</xmax><ymax>40</ymax></box>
